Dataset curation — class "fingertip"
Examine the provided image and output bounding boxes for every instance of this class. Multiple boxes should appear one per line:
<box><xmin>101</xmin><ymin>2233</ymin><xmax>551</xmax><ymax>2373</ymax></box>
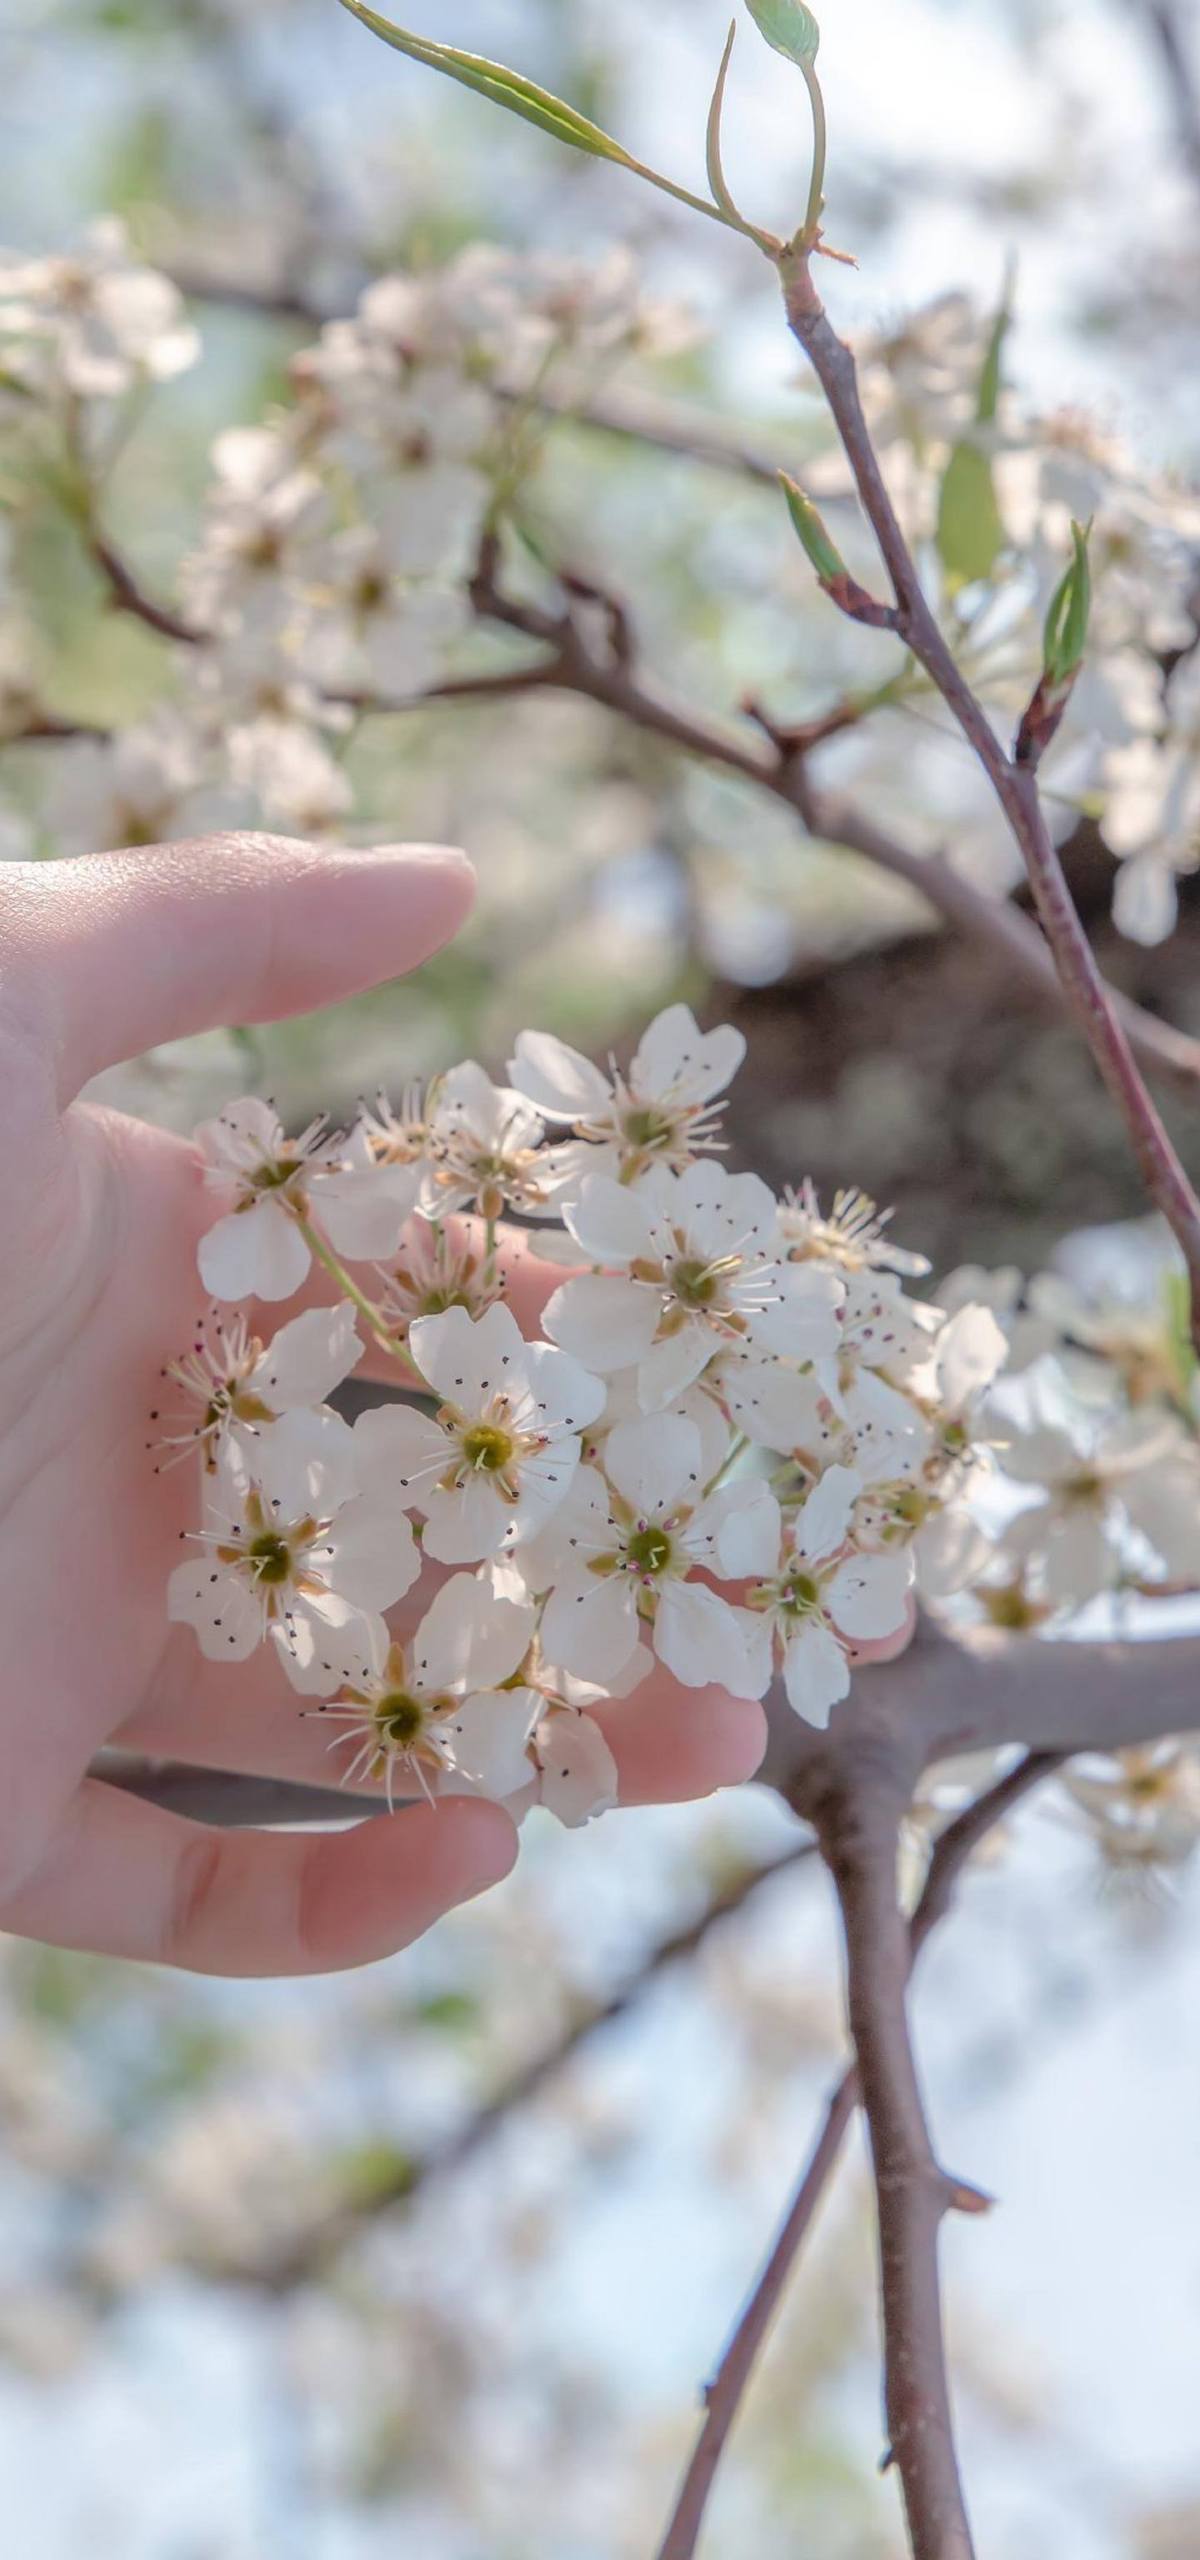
<box><xmin>422</xmin><ymin>1795</ymin><xmax>520</xmax><ymax>1895</ymax></box>
<box><xmin>595</xmin><ymin>1685</ymin><xmax>768</xmax><ymax>1805</ymax></box>
<box><xmin>348</xmin><ymin>840</ymin><xmax>476</xmax><ymax>943</ymax></box>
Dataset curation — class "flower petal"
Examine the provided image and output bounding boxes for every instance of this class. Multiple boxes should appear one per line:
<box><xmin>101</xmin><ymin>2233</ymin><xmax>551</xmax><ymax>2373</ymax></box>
<box><xmin>535</xmin><ymin>1711</ymin><xmax>619</xmax><ymax>1826</ymax></box>
<box><xmin>250</xmin><ymin>1303</ymin><xmax>363</xmax><ymax>1409</ymax></box>
<box><xmin>322</xmin><ymin>1497</ymin><xmax>420</xmax><ymax>1610</ymax></box>
<box><xmin>508</xmin><ymin>1030</ymin><xmax>613</xmax><ymax>1120</ymax></box>
<box><xmin>198</xmin><ymin>1198</ymin><xmax>311</xmax><ymax>1303</ymax></box>
<box><xmin>654</xmin><ymin>1580</ymin><xmax>761</xmax><ymax>1697</ymax></box>
<box><xmin>540</xmin><ymin>1572</ymin><xmax>639</xmax><ymax>1683</ymax></box>
<box><xmin>541</xmin><ymin>1274</ymin><xmax>660</xmax><ymax>1373</ymax></box>
<box><xmin>435</xmin><ymin>1685</ymin><xmax>540</xmax><ymax>1797</ymax></box>
<box><xmin>409</xmin><ymin>1300</ymin><xmax>526</xmax><ymax>1407</ymax></box>
<box><xmin>414</xmin><ymin>1574</ymin><xmax>537</xmax><ymax>1690</ymax></box>
<box><xmin>794</xmin><ymin>1465</ymin><xmax>862</xmax><ymax>1567</ymax></box>
<box><xmin>603</xmin><ymin>1413</ymin><xmax>701</xmax><ymax>1516</ymax></box>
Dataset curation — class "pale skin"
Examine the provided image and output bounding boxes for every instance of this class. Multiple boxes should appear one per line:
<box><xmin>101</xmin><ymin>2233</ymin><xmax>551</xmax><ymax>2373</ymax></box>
<box><xmin>0</xmin><ymin>832</ymin><xmax>770</xmax><ymax>1977</ymax></box>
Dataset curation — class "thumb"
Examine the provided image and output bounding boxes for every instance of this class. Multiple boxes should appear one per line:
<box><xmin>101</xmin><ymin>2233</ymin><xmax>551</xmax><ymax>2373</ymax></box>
<box><xmin>0</xmin><ymin>833</ymin><xmax>475</xmax><ymax>1106</ymax></box>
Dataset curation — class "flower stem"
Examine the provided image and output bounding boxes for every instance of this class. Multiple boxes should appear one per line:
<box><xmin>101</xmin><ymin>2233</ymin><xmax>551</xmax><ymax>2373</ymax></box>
<box><xmin>294</xmin><ymin>1216</ymin><xmax>400</xmax><ymax>1361</ymax></box>
<box><xmin>799</xmin><ymin>61</ymin><xmax>827</xmax><ymax>246</ymax></box>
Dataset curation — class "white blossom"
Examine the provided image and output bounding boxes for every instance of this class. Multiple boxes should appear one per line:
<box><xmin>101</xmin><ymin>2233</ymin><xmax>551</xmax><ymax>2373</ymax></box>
<box><xmin>353</xmin><ymin>1302</ymin><xmax>605</xmax><ymax>1565</ymax></box>
<box><xmin>528</xmin><ymin>1414</ymin><xmax>768</xmax><ymax>1697</ymax></box>
<box><xmin>195</xmin><ymin>1098</ymin><xmax>418</xmax><ymax>1301</ymax></box>
<box><xmin>311</xmin><ymin>1574</ymin><xmax>538</xmax><ymax>1806</ymax></box>
<box><xmin>167</xmin><ymin>1417</ymin><xmax>419</xmax><ymax>1696</ymax></box>
<box><xmin>154</xmin><ymin>1302</ymin><xmax>363</xmax><ymax>1474</ymax></box>
<box><xmin>544</xmin><ymin>1160</ymin><xmax>832</xmax><ymax>1413</ymax></box>
<box><xmin>509</xmin><ymin>1002</ymin><xmax>744</xmax><ymax>1188</ymax></box>
<box><xmin>724</xmin><ymin>1467</ymin><xmax>913</xmax><ymax>1727</ymax></box>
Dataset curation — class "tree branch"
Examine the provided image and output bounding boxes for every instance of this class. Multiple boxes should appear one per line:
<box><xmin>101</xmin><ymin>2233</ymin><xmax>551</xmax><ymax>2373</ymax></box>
<box><xmin>778</xmin><ymin>247</ymin><xmax>1200</xmax><ymax>1339</ymax></box>
<box><xmin>52</xmin><ymin>506</ymin><xmax>1200</xmax><ymax>1106</ymax></box>
<box><xmin>654</xmin><ymin>1748</ymin><xmax>1061</xmax><ymax>2560</ymax></box>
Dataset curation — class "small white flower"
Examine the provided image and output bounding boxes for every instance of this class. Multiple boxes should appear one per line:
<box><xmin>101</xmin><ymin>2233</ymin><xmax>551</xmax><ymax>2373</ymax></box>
<box><xmin>509</xmin><ymin>1002</ymin><xmax>744</xmax><ymax>1188</ymax></box>
<box><xmin>419</xmin><ymin>1063</ymin><xmax>557</xmax><ymax>1223</ymax></box>
<box><xmin>195</xmin><ymin>1098</ymin><xmax>419</xmax><ymax>1302</ymax></box>
<box><xmin>777</xmin><ymin>1181</ymin><xmax>931</xmax><ymax>1279</ymax></box>
<box><xmin>531</xmin><ymin>1414</ymin><xmax>768</xmax><ymax>1697</ymax></box>
<box><xmin>997</xmin><ymin>1408</ymin><xmax>1200</xmax><ymax>1606</ymax></box>
<box><xmin>153</xmin><ymin>1302</ymin><xmax>363</xmax><ymax>1473</ymax></box>
<box><xmin>168</xmin><ymin>1418</ymin><xmax>420</xmax><ymax>1696</ymax></box>
<box><xmin>353</xmin><ymin>1301</ymin><xmax>605</xmax><ymax>1564</ymax></box>
<box><xmin>0</xmin><ymin>219</ymin><xmax>199</xmax><ymax>403</ymax></box>
<box><xmin>379</xmin><ymin>1218</ymin><xmax>504</xmax><ymax>1342</ymax></box>
<box><xmin>545</xmin><ymin>1161</ymin><xmax>825</xmax><ymax>1413</ymax></box>
<box><xmin>1063</xmin><ymin>1743</ymin><xmax>1200</xmax><ymax>1870</ymax></box>
<box><xmin>725</xmin><ymin>1467</ymin><xmax>913</xmax><ymax>1728</ymax></box>
<box><xmin>312</xmin><ymin>1573</ymin><xmax>538</xmax><ymax>1806</ymax></box>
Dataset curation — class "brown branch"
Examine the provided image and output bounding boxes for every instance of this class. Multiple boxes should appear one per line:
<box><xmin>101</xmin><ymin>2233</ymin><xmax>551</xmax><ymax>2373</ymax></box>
<box><xmin>778</xmin><ymin>247</ymin><xmax>1200</xmax><ymax>1341</ymax></box>
<box><xmin>384</xmin><ymin>568</ymin><xmax>1200</xmax><ymax>1099</ymax></box>
<box><xmin>88</xmin><ymin>535</ymin><xmax>203</xmax><ymax>647</ymax></box>
<box><xmin>654</xmin><ymin>1749</ymin><xmax>1061</xmax><ymax>2560</ymax></box>
<box><xmin>54</xmin><ymin>521</ymin><xmax>1200</xmax><ymax>1106</ymax></box>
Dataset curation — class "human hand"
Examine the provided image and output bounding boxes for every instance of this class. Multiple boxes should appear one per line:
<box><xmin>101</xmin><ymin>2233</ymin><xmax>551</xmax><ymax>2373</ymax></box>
<box><xmin>0</xmin><ymin>834</ymin><xmax>765</xmax><ymax>1975</ymax></box>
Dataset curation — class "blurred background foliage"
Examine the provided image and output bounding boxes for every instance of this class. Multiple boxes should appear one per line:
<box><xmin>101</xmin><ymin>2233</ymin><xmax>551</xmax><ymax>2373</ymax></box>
<box><xmin>4</xmin><ymin>3</ymin><xmax>1200</xmax><ymax>2553</ymax></box>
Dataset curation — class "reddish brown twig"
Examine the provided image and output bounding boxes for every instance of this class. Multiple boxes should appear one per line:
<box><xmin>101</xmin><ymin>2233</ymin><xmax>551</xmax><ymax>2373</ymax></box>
<box><xmin>778</xmin><ymin>245</ymin><xmax>1200</xmax><ymax>1344</ymax></box>
<box><xmin>655</xmin><ymin>1749</ymin><xmax>1062</xmax><ymax>2560</ymax></box>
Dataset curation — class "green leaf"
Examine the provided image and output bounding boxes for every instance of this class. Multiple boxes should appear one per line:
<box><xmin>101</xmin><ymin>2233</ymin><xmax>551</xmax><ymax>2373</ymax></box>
<box><xmin>335</xmin><ymin>0</ymin><xmax>640</xmax><ymax>168</ymax></box>
<box><xmin>936</xmin><ymin>439</ymin><xmax>1005</xmax><ymax>588</ymax></box>
<box><xmin>778</xmin><ymin>472</ymin><xmax>846</xmax><ymax>584</ymax></box>
<box><xmin>335</xmin><ymin>0</ymin><xmax>770</xmax><ymax>244</ymax></box>
<box><xmin>744</xmin><ymin>0</ymin><xmax>821</xmax><ymax>64</ymax></box>
<box><xmin>706</xmin><ymin>22</ymin><xmax>741</xmax><ymax>223</ymax></box>
<box><xmin>1042</xmin><ymin>517</ymin><xmax>1092</xmax><ymax>686</ymax></box>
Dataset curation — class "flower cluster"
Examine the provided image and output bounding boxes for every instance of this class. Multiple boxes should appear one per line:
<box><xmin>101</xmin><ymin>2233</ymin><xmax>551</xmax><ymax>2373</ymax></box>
<box><xmin>165</xmin><ymin>1005</ymin><xmax>1009</xmax><ymax>1826</ymax></box>
<box><xmin>6</xmin><ymin>226</ymin><xmax>1200</xmax><ymax>971</ymax></box>
<box><xmin>25</xmin><ymin>238</ymin><xmax>694</xmax><ymax>852</ymax></box>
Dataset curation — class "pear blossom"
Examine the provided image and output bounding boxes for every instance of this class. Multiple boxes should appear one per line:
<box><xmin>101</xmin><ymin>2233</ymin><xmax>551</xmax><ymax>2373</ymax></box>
<box><xmin>379</xmin><ymin>1219</ymin><xmax>504</xmax><ymax>1342</ymax></box>
<box><xmin>419</xmin><ymin>1064</ymin><xmax>558</xmax><ymax>1223</ymax></box>
<box><xmin>0</xmin><ymin>219</ymin><xmax>199</xmax><ymax>404</ymax></box>
<box><xmin>153</xmin><ymin>1302</ymin><xmax>363</xmax><ymax>1474</ymax></box>
<box><xmin>310</xmin><ymin>1575</ymin><xmax>538</xmax><ymax>1807</ymax></box>
<box><xmin>1063</xmin><ymin>1744</ymin><xmax>1200</xmax><ymax>1870</ymax></box>
<box><xmin>724</xmin><ymin>1467</ymin><xmax>913</xmax><ymax>1727</ymax></box>
<box><xmin>544</xmin><ymin>1161</ymin><xmax>833</xmax><ymax>1413</ymax></box>
<box><xmin>996</xmin><ymin>1408</ymin><xmax>1200</xmax><ymax>1606</ymax></box>
<box><xmin>777</xmin><ymin>1181</ymin><xmax>931</xmax><ymax>1279</ymax></box>
<box><xmin>529</xmin><ymin>1415</ymin><xmax>769</xmax><ymax>1697</ymax></box>
<box><xmin>509</xmin><ymin>1003</ymin><xmax>744</xmax><ymax>1188</ymax></box>
<box><xmin>352</xmin><ymin>1301</ymin><xmax>605</xmax><ymax>1565</ymax></box>
<box><xmin>167</xmin><ymin>1417</ymin><xmax>420</xmax><ymax>1696</ymax></box>
<box><xmin>195</xmin><ymin>1098</ymin><xmax>419</xmax><ymax>1301</ymax></box>
<box><xmin>297</xmin><ymin>527</ymin><xmax>469</xmax><ymax>695</ymax></box>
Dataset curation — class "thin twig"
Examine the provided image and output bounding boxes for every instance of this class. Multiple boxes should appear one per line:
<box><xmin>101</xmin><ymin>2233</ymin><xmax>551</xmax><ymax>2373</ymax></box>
<box><xmin>778</xmin><ymin>247</ymin><xmax>1200</xmax><ymax>1340</ymax></box>
<box><xmin>654</xmin><ymin>1749</ymin><xmax>1062</xmax><ymax>2560</ymax></box>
